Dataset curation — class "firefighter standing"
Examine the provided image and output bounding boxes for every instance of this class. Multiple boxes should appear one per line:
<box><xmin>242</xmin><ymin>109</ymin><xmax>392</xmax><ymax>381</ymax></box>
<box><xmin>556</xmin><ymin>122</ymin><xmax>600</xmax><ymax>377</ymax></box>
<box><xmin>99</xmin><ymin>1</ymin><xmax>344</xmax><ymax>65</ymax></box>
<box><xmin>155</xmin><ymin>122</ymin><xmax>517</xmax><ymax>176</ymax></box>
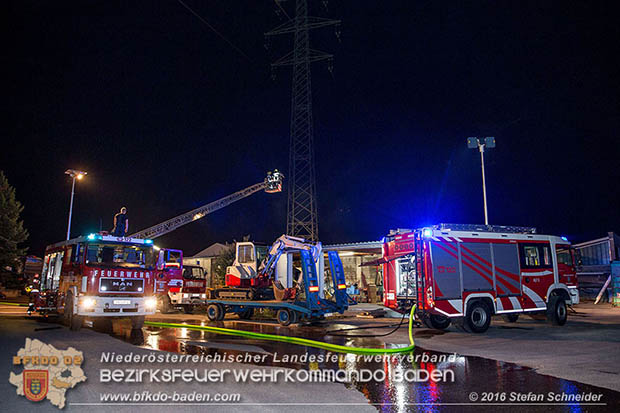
<box><xmin>112</xmin><ymin>207</ymin><xmax>129</xmax><ymax>236</ymax></box>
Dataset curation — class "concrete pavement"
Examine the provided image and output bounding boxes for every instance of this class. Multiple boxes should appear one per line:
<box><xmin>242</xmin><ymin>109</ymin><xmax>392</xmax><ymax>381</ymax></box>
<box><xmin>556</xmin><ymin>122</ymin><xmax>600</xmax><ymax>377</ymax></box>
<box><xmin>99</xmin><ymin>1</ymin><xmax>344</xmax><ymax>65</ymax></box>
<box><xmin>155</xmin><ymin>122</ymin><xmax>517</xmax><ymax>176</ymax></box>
<box><xmin>346</xmin><ymin>301</ymin><xmax>620</xmax><ymax>392</ymax></box>
<box><xmin>1</xmin><ymin>316</ymin><xmax>374</xmax><ymax>412</ymax></box>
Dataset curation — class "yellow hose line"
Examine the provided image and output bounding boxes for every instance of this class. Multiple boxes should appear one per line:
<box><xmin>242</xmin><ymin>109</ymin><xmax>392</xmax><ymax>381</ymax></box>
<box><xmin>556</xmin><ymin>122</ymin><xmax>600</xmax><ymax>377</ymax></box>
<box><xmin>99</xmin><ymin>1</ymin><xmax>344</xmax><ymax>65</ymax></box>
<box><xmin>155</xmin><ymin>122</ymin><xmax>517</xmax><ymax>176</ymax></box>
<box><xmin>144</xmin><ymin>305</ymin><xmax>416</xmax><ymax>355</ymax></box>
<box><xmin>0</xmin><ymin>301</ymin><xmax>28</xmax><ymax>307</ymax></box>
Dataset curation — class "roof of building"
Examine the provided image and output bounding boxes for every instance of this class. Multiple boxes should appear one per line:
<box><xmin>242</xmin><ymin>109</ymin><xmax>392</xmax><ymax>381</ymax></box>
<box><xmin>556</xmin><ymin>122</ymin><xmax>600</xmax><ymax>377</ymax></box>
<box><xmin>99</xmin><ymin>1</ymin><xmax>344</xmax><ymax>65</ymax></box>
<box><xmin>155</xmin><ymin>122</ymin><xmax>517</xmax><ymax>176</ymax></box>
<box><xmin>189</xmin><ymin>242</ymin><xmax>228</xmax><ymax>258</ymax></box>
<box><xmin>323</xmin><ymin>241</ymin><xmax>382</xmax><ymax>253</ymax></box>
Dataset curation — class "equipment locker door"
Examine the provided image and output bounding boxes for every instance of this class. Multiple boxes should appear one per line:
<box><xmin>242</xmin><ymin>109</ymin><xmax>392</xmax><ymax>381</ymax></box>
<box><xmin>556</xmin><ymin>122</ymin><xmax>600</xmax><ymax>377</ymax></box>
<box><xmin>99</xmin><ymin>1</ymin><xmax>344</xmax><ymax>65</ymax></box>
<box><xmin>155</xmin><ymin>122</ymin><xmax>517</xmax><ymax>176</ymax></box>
<box><xmin>491</xmin><ymin>243</ymin><xmax>521</xmax><ymax>297</ymax></box>
<box><xmin>460</xmin><ymin>242</ymin><xmax>494</xmax><ymax>293</ymax></box>
<box><xmin>429</xmin><ymin>240</ymin><xmax>462</xmax><ymax>300</ymax></box>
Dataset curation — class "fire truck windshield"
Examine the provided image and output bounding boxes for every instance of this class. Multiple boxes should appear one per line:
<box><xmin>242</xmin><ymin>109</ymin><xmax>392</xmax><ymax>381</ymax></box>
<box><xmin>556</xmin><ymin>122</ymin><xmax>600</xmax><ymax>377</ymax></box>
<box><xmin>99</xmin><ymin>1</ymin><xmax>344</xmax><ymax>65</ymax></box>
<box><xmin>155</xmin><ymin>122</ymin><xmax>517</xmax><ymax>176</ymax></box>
<box><xmin>182</xmin><ymin>266</ymin><xmax>205</xmax><ymax>280</ymax></box>
<box><xmin>85</xmin><ymin>243</ymin><xmax>155</xmax><ymax>269</ymax></box>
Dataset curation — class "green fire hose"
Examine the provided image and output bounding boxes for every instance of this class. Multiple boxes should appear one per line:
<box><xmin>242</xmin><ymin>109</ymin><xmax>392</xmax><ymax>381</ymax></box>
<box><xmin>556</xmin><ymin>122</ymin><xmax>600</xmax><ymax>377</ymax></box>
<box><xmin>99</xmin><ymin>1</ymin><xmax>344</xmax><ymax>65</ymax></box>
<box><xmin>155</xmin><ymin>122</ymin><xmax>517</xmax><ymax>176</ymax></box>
<box><xmin>0</xmin><ymin>301</ymin><xmax>29</xmax><ymax>307</ymax></box>
<box><xmin>144</xmin><ymin>305</ymin><xmax>416</xmax><ymax>355</ymax></box>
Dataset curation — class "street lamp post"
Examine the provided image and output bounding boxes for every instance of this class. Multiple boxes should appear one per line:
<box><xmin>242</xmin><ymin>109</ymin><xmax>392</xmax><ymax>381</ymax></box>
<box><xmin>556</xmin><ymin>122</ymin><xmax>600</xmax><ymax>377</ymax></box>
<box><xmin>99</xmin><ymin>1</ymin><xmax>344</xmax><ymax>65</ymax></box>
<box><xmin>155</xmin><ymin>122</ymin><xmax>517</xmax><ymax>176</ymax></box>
<box><xmin>65</xmin><ymin>169</ymin><xmax>87</xmax><ymax>240</ymax></box>
<box><xmin>467</xmin><ymin>137</ymin><xmax>495</xmax><ymax>225</ymax></box>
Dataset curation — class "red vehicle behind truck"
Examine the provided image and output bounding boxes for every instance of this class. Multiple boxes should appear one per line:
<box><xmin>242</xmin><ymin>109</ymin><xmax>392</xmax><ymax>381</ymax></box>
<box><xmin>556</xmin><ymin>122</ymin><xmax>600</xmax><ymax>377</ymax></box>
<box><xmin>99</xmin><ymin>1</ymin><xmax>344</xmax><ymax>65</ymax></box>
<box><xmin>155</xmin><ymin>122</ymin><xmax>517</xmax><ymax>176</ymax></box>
<box><xmin>30</xmin><ymin>233</ymin><xmax>158</xmax><ymax>330</ymax></box>
<box><xmin>155</xmin><ymin>248</ymin><xmax>208</xmax><ymax>313</ymax></box>
<box><xmin>381</xmin><ymin>224</ymin><xmax>579</xmax><ymax>333</ymax></box>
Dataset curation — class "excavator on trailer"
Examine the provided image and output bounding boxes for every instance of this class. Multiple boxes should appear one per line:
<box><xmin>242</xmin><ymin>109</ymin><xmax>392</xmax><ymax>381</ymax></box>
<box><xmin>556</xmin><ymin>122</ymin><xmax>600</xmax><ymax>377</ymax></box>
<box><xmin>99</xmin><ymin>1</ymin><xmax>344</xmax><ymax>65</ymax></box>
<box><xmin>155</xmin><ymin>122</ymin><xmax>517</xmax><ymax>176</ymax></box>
<box><xmin>203</xmin><ymin>238</ymin><xmax>351</xmax><ymax>325</ymax></box>
<box><xmin>216</xmin><ymin>234</ymin><xmax>321</xmax><ymax>300</ymax></box>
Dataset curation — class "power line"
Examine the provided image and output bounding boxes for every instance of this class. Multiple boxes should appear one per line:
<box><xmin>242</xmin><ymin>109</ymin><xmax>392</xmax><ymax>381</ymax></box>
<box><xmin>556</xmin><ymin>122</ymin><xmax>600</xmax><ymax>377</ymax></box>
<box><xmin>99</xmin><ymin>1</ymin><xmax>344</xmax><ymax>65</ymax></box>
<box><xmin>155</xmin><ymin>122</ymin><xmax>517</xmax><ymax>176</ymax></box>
<box><xmin>274</xmin><ymin>0</ymin><xmax>291</xmax><ymax>20</ymax></box>
<box><xmin>176</xmin><ymin>0</ymin><xmax>253</xmax><ymax>62</ymax></box>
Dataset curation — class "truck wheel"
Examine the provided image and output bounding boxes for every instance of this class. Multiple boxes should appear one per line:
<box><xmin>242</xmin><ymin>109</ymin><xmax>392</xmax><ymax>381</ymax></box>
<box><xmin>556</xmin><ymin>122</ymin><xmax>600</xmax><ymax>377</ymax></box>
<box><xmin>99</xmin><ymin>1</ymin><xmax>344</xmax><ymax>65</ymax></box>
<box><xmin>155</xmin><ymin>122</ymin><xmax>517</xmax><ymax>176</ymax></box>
<box><xmin>502</xmin><ymin>313</ymin><xmax>519</xmax><ymax>323</ymax></box>
<box><xmin>290</xmin><ymin>311</ymin><xmax>299</xmax><ymax>325</ymax></box>
<box><xmin>216</xmin><ymin>304</ymin><xmax>226</xmax><ymax>321</ymax></box>
<box><xmin>62</xmin><ymin>294</ymin><xmax>73</xmax><ymax>327</ymax></box>
<box><xmin>422</xmin><ymin>314</ymin><xmax>451</xmax><ymax>330</ymax></box>
<box><xmin>465</xmin><ymin>301</ymin><xmax>492</xmax><ymax>333</ymax></box>
<box><xmin>547</xmin><ymin>296</ymin><xmax>567</xmax><ymax>326</ymax></box>
<box><xmin>70</xmin><ymin>315</ymin><xmax>83</xmax><ymax>331</ymax></box>
<box><xmin>206</xmin><ymin>304</ymin><xmax>222</xmax><ymax>321</ymax></box>
<box><xmin>131</xmin><ymin>316</ymin><xmax>145</xmax><ymax>330</ymax></box>
<box><xmin>238</xmin><ymin>308</ymin><xmax>254</xmax><ymax>320</ymax></box>
<box><xmin>159</xmin><ymin>295</ymin><xmax>173</xmax><ymax>314</ymax></box>
<box><xmin>276</xmin><ymin>309</ymin><xmax>293</xmax><ymax>326</ymax></box>
<box><xmin>64</xmin><ymin>294</ymin><xmax>82</xmax><ymax>331</ymax></box>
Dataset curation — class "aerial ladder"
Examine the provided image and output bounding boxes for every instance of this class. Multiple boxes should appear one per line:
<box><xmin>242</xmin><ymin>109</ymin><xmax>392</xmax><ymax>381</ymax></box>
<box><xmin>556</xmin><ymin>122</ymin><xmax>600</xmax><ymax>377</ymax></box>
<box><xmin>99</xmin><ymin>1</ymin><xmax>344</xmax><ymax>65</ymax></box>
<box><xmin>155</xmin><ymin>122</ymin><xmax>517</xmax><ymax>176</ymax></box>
<box><xmin>130</xmin><ymin>171</ymin><xmax>283</xmax><ymax>240</ymax></box>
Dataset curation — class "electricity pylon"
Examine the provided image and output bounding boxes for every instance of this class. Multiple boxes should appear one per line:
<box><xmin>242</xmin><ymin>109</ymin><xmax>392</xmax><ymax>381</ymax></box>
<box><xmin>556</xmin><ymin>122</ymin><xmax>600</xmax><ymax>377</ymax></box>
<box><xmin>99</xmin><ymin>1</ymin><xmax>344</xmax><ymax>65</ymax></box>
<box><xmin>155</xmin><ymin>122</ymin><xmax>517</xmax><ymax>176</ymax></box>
<box><xmin>266</xmin><ymin>0</ymin><xmax>340</xmax><ymax>241</ymax></box>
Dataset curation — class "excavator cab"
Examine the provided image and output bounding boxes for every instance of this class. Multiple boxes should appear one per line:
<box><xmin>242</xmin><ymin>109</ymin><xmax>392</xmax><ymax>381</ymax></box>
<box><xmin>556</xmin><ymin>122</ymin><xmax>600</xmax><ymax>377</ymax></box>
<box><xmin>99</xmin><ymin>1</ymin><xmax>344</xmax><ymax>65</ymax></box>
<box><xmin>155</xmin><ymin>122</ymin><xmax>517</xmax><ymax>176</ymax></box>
<box><xmin>225</xmin><ymin>242</ymin><xmax>268</xmax><ymax>288</ymax></box>
<box><xmin>264</xmin><ymin>170</ymin><xmax>283</xmax><ymax>193</ymax></box>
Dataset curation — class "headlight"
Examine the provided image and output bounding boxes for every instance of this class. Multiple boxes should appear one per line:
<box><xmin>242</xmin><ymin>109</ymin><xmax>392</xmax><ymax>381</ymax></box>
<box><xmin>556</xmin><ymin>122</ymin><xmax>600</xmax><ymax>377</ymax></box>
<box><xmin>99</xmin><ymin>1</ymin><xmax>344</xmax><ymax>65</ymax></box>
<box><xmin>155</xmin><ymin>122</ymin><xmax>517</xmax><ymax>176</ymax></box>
<box><xmin>81</xmin><ymin>297</ymin><xmax>96</xmax><ymax>309</ymax></box>
<box><xmin>183</xmin><ymin>293</ymin><xmax>189</xmax><ymax>298</ymax></box>
<box><xmin>145</xmin><ymin>297</ymin><xmax>157</xmax><ymax>310</ymax></box>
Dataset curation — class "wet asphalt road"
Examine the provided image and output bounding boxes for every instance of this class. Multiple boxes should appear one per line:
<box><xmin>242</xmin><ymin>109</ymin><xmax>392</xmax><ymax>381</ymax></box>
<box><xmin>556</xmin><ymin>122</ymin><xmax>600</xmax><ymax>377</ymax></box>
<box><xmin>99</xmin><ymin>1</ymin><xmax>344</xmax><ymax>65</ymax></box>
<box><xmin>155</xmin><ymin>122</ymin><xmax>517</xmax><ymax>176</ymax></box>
<box><xmin>2</xmin><ymin>302</ymin><xmax>619</xmax><ymax>412</ymax></box>
<box><xmin>112</xmin><ymin>315</ymin><xmax>620</xmax><ymax>412</ymax></box>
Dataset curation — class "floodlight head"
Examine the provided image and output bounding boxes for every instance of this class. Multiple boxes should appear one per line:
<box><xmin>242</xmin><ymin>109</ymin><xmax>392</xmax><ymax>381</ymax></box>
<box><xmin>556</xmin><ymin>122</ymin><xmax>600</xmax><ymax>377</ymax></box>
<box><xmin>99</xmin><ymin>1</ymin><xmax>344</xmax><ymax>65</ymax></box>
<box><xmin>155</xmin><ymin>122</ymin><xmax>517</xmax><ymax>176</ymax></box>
<box><xmin>65</xmin><ymin>169</ymin><xmax>88</xmax><ymax>179</ymax></box>
<box><xmin>485</xmin><ymin>137</ymin><xmax>496</xmax><ymax>148</ymax></box>
<box><xmin>467</xmin><ymin>137</ymin><xmax>479</xmax><ymax>149</ymax></box>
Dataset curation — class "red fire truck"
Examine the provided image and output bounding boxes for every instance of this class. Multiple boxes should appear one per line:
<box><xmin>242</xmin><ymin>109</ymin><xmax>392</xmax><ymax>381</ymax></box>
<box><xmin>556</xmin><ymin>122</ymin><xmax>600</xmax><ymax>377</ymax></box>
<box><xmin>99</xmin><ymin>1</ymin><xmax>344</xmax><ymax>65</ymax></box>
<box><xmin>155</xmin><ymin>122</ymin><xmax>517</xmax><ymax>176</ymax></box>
<box><xmin>154</xmin><ymin>248</ymin><xmax>208</xmax><ymax>313</ymax></box>
<box><xmin>381</xmin><ymin>224</ymin><xmax>579</xmax><ymax>333</ymax></box>
<box><xmin>29</xmin><ymin>233</ymin><xmax>158</xmax><ymax>330</ymax></box>
<box><xmin>154</xmin><ymin>248</ymin><xmax>183</xmax><ymax>312</ymax></box>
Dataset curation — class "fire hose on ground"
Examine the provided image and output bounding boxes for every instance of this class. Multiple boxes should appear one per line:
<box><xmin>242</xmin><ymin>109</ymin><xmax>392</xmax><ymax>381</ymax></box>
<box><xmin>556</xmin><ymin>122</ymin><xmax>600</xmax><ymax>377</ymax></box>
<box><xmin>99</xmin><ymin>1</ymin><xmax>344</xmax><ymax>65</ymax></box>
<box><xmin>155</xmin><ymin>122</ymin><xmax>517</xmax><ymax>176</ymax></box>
<box><xmin>144</xmin><ymin>305</ymin><xmax>416</xmax><ymax>355</ymax></box>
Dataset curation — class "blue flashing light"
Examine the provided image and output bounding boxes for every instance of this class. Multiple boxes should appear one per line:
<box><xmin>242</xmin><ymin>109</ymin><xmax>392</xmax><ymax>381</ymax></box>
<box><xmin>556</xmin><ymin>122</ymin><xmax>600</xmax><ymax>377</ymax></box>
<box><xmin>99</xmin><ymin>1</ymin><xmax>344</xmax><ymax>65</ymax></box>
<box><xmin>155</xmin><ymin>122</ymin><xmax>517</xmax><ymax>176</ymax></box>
<box><xmin>145</xmin><ymin>239</ymin><xmax>153</xmax><ymax>244</ymax></box>
<box><xmin>561</xmin><ymin>236</ymin><xmax>568</xmax><ymax>241</ymax></box>
<box><xmin>87</xmin><ymin>233</ymin><xmax>96</xmax><ymax>240</ymax></box>
<box><xmin>423</xmin><ymin>229</ymin><xmax>433</xmax><ymax>238</ymax></box>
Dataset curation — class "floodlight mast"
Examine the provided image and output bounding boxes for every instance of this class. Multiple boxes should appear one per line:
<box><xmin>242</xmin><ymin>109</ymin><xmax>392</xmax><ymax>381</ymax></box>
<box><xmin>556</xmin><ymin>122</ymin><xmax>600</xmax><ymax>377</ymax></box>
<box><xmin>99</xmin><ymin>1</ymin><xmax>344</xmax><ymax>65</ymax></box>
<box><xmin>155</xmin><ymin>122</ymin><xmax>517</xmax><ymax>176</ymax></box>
<box><xmin>467</xmin><ymin>137</ymin><xmax>495</xmax><ymax>225</ymax></box>
<box><xmin>65</xmin><ymin>169</ymin><xmax>87</xmax><ymax>240</ymax></box>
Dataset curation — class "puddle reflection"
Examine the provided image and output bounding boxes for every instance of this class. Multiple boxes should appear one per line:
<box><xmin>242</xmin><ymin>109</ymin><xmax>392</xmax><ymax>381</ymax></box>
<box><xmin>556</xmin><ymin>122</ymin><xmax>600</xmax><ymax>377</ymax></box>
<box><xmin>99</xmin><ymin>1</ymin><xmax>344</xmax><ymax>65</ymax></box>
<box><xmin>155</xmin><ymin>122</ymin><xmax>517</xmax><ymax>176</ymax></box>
<box><xmin>110</xmin><ymin>317</ymin><xmax>618</xmax><ymax>412</ymax></box>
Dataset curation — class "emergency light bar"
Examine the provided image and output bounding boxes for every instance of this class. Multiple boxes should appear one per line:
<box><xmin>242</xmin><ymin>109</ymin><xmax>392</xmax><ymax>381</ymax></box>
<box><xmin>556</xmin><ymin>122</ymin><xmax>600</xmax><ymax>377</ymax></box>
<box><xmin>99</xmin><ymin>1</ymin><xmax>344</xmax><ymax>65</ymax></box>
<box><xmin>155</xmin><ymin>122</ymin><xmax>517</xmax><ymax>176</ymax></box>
<box><xmin>434</xmin><ymin>223</ymin><xmax>537</xmax><ymax>234</ymax></box>
<box><xmin>85</xmin><ymin>233</ymin><xmax>155</xmax><ymax>245</ymax></box>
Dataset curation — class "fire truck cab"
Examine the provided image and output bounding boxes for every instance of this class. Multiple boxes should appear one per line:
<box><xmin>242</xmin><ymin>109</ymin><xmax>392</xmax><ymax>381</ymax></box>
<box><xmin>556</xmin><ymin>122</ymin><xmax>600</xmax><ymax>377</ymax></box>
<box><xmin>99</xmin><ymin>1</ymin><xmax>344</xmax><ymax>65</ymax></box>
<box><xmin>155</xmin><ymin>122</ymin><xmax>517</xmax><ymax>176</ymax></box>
<box><xmin>31</xmin><ymin>233</ymin><xmax>158</xmax><ymax>331</ymax></box>
<box><xmin>382</xmin><ymin>224</ymin><xmax>579</xmax><ymax>333</ymax></box>
<box><xmin>154</xmin><ymin>249</ymin><xmax>208</xmax><ymax>313</ymax></box>
<box><xmin>168</xmin><ymin>264</ymin><xmax>207</xmax><ymax>313</ymax></box>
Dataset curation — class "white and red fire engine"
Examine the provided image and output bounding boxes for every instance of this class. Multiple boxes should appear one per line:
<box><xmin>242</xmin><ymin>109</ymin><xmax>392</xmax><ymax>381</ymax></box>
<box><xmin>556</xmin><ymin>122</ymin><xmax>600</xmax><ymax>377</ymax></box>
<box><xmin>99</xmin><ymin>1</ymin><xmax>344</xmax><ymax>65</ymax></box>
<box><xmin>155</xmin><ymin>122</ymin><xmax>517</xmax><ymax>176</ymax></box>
<box><xmin>154</xmin><ymin>248</ymin><xmax>208</xmax><ymax>313</ymax></box>
<box><xmin>381</xmin><ymin>224</ymin><xmax>579</xmax><ymax>333</ymax></box>
<box><xmin>30</xmin><ymin>233</ymin><xmax>158</xmax><ymax>330</ymax></box>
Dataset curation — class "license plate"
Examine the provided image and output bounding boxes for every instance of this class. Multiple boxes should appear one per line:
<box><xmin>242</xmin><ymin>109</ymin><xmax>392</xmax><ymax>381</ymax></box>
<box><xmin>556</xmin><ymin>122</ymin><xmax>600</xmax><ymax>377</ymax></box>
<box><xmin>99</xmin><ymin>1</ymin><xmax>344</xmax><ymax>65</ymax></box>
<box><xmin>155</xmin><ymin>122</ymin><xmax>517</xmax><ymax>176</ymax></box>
<box><xmin>100</xmin><ymin>278</ymin><xmax>144</xmax><ymax>293</ymax></box>
<box><xmin>113</xmin><ymin>300</ymin><xmax>131</xmax><ymax>305</ymax></box>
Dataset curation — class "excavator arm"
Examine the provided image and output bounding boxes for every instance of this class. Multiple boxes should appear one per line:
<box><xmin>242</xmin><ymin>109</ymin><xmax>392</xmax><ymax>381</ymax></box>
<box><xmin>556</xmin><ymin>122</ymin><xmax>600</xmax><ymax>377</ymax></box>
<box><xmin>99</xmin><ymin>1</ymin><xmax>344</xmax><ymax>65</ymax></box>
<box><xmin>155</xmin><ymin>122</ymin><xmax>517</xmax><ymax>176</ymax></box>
<box><xmin>258</xmin><ymin>234</ymin><xmax>321</xmax><ymax>278</ymax></box>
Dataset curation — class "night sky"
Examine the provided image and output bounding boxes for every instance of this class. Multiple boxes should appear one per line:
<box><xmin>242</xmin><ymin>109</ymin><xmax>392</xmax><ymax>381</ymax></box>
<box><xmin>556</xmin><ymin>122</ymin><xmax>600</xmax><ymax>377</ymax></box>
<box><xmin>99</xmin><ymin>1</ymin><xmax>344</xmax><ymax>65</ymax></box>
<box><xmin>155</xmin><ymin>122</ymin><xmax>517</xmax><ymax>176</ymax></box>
<box><xmin>5</xmin><ymin>1</ymin><xmax>619</xmax><ymax>256</ymax></box>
